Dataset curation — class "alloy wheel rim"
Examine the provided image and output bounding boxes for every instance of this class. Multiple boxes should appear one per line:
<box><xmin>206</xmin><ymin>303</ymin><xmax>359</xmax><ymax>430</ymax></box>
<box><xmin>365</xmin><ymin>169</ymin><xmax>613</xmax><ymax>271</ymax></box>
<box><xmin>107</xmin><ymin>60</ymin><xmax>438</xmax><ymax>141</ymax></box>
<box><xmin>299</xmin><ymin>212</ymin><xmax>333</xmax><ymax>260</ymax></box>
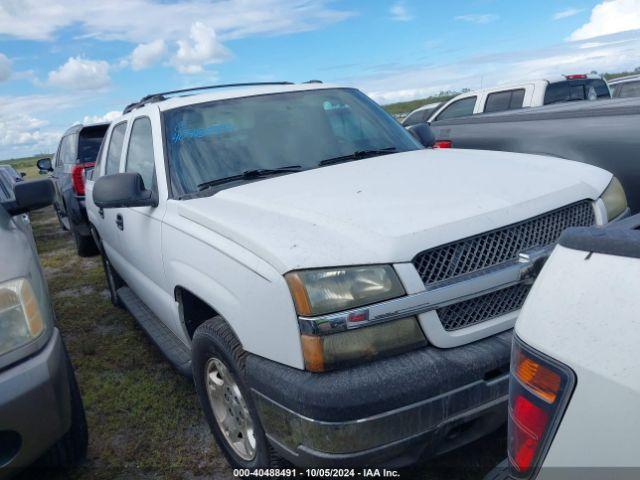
<box><xmin>204</xmin><ymin>357</ymin><xmax>257</xmax><ymax>461</ymax></box>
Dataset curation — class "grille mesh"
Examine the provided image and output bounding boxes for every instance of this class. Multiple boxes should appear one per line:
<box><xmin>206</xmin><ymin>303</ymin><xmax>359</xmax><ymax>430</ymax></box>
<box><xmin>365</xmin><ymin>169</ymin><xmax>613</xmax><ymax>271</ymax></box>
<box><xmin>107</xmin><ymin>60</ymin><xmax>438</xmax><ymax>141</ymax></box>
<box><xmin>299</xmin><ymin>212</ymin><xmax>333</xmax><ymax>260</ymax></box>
<box><xmin>437</xmin><ymin>284</ymin><xmax>531</xmax><ymax>331</ymax></box>
<box><xmin>413</xmin><ymin>201</ymin><xmax>595</xmax><ymax>286</ymax></box>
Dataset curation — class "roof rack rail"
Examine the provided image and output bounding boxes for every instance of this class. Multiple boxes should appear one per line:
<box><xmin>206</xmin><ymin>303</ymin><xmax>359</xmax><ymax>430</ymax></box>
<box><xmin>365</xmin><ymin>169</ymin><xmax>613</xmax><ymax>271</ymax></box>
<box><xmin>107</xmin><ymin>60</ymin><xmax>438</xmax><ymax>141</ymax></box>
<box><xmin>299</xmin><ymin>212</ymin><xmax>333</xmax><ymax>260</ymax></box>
<box><xmin>122</xmin><ymin>81</ymin><xmax>295</xmax><ymax>114</ymax></box>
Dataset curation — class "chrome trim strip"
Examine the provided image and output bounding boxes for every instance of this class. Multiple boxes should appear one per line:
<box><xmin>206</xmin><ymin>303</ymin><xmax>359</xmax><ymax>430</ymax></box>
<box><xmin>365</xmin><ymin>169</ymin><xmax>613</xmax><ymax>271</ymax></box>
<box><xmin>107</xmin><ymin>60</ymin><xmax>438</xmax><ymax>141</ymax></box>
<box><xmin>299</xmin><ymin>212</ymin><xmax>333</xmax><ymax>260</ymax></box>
<box><xmin>252</xmin><ymin>374</ymin><xmax>509</xmax><ymax>454</ymax></box>
<box><xmin>298</xmin><ymin>246</ymin><xmax>553</xmax><ymax>335</ymax></box>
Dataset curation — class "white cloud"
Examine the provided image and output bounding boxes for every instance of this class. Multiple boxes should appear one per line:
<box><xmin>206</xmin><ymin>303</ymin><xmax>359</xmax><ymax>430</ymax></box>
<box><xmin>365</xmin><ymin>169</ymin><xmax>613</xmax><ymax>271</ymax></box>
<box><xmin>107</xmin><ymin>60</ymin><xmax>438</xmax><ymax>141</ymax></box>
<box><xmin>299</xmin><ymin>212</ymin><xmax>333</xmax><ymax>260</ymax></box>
<box><xmin>455</xmin><ymin>14</ymin><xmax>498</xmax><ymax>24</ymax></box>
<box><xmin>82</xmin><ymin>110</ymin><xmax>120</xmax><ymax>124</ymax></box>
<box><xmin>131</xmin><ymin>39</ymin><xmax>166</xmax><ymax>70</ymax></box>
<box><xmin>390</xmin><ymin>2</ymin><xmax>413</xmax><ymax>22</ymax></box>
<box><xmin>569</xmin><ymin>0</ymin><xmax>640</xmax><ymax>40</ymax></box>
<box><xmin>171</xmin><ymin>22</ymin><xmax>231</xmax><ymax>74</ymax></box>
<box><xmin>553</xmin><ymin>8</ymin><xmax>584</xmax><ymax>20</ymax></box>
<box><xmin>48</xmin><ymin>57</ymin><xmax>110</xmax><ymax>90</ymax></box>
<box><xmin>0</xmin><ymin>114</ymin><xmax>59</xmax><ymax>156</ymax></box>
<box><xmin>0</xmin><ymin>0</ymin><xmax>354</xmax><ymax>43</ymax></box>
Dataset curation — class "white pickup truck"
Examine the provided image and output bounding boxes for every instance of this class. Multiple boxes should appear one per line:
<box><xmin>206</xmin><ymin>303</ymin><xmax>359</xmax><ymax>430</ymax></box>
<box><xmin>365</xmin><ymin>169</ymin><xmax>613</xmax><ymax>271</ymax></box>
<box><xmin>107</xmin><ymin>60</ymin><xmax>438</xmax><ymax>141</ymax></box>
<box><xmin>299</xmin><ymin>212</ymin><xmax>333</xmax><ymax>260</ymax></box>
<box><xmin>84</xmin><ymin>82</ymin><xmax>627</xmax><ymax>469</ymax></box>
<box><xmin>428</xmin><ymin>74</ymin><xmax>611</xmax><ymax>122</ymax></box>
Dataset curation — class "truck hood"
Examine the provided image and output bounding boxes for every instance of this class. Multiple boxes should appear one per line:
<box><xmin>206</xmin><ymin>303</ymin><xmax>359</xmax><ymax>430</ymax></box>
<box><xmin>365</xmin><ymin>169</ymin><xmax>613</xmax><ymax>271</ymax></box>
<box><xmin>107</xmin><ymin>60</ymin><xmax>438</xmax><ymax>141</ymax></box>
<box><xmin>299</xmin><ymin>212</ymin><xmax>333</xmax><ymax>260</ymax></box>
<box><xmin>178</xmin><ymin>149</ymin><xmax>611</xmax><ymax>273</ymax></box>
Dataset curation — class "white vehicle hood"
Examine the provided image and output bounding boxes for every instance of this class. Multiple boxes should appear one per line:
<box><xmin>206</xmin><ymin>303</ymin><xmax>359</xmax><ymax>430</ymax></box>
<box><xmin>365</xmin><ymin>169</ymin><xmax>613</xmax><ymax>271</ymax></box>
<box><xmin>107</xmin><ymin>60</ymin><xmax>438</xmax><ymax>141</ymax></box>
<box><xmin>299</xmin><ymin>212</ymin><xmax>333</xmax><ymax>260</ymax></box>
<box><xmin>178</xmin><ymin>149</ymin><xmax>611</xmax><ymax>273</ymax></box>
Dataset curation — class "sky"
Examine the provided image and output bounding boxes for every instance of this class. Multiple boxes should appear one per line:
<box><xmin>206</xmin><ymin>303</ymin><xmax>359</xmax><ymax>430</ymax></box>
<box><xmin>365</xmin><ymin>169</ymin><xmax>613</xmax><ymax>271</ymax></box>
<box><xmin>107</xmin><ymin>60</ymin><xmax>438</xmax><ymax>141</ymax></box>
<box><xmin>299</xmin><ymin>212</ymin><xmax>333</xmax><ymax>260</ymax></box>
<box><xmin>1</xmin><ymin>0</ymin><xmax>640</xmax><ymax>159</ymax></box>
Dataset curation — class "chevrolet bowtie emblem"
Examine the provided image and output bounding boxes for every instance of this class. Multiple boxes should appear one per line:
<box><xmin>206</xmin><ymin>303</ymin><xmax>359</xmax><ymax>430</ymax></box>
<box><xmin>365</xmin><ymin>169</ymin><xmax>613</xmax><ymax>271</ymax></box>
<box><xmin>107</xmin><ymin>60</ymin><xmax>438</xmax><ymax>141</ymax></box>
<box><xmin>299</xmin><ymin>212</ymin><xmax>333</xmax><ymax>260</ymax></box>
<box><xmin>518</xmin><ymin>251</ymin><xmax>549</xmax><ymax>283</ymax></box>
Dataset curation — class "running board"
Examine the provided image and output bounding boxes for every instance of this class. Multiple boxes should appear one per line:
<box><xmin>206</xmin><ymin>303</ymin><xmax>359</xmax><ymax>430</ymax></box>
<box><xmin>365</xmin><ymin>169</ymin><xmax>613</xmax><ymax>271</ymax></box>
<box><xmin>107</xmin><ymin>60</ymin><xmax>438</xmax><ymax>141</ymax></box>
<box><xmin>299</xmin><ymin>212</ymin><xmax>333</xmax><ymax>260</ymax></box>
<box><xmin>117</xmin><ymin>286</ymin><xmax>192</xmax><ymax>377</ymax></box>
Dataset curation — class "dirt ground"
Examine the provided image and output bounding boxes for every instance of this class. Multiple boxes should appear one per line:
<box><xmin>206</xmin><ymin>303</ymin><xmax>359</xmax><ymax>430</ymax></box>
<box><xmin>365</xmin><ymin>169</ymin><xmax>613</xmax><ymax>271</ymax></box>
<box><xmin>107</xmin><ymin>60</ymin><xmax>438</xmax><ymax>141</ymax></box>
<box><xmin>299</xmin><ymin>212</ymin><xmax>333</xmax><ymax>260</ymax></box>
<box><xmin>16</xmin><ymin>206</ymin><xmax>506</xmax><ymax>480</ymax></box>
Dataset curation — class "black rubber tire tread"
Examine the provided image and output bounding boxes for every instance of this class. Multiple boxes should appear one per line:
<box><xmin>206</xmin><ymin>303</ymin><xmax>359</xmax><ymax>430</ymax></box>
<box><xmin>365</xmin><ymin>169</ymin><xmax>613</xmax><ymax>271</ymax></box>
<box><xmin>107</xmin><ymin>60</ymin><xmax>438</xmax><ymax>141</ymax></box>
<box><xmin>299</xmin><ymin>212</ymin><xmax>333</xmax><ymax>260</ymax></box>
<box><xmin>70</xmin><ymin>222</ymin><xmax>99</xmax><ymax>257</ymax></box>
<box><xmin>192</xmin><ymin>317</ymin><xmax>284</xmax><ymax>472</ymax></box>
<box><xmin>100</xmin><ymin>252</ymin><xmax>124</xmax><ymax>308</ymax></box>
<box><xmin>39</xmin><ymin>347</ymin><xmax>88</xmax><ymax>468</ymax></box>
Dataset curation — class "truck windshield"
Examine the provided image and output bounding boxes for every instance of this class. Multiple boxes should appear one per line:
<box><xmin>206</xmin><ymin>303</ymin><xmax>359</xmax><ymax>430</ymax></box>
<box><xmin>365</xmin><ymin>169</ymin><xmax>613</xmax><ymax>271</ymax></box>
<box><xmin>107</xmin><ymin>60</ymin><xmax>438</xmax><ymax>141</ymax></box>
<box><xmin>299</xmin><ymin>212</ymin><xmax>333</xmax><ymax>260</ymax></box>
<box><xmin>163</xmin><ymin>88</ymin><xmax>421</xmax><ymax>196</ymax></box>
<box><xmin>543</xmin><ymin>79</ymin><xmax>610</xmax><ymax>105</ymax></box>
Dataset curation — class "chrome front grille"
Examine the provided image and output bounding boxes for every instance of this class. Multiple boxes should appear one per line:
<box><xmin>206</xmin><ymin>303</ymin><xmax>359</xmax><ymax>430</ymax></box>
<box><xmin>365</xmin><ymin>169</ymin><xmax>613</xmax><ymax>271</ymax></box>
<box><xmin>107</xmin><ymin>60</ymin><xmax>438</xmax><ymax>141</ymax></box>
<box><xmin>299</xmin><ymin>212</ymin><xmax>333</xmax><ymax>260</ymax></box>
<box><xmin>412</xmin><ymin>201</ymin><xmax>595</xmax><ymax>287</ymax></box>
<box><xmin>437</xmin><ymin>284</ymin><xmax>532</xmax><ymax>331</ymax></box>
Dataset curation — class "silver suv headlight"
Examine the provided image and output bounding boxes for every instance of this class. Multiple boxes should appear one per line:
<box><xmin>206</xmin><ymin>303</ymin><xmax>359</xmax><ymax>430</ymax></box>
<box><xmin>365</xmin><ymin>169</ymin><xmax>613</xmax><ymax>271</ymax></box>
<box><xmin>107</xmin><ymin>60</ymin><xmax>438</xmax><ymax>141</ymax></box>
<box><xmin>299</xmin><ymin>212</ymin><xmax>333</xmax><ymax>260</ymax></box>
<box><xmin>285</xmin><ymin>265</ymin><xmax>405</xmax><ymax>316</ymax></box>
<box><xmin>600</xmin><ymin>176</ymin><xmax>627</xmax><ymax>221</ymax></box>
<box><xmin>0</xmin><ymin>278</ymin><xmax>45</xmax><ymax>356</ymax></box>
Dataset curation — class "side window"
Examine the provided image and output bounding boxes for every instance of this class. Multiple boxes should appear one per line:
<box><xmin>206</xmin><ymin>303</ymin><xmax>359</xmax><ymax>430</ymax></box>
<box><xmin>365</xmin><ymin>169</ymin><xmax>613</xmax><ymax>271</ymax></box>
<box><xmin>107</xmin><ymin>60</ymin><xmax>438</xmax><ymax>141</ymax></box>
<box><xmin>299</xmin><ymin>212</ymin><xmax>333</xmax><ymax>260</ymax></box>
<box><xmin>435</xmin><ymin>97</ymin><xmax>477</xmax><ymax>121</ymax></box>
<box><xmin>54</xmin><ymin>138</ymin><xmax>65</xmax><ymax>168</ymax></box>
<box><xmin>105</xmin><ymin>122</ymin><xmax>127</xmax><ymax>176</ymax></box>
<box><xmin>484</xmin><ymin>89</ymin><xmax>525</xmax><ymax>113</ymax></box>
<box><xmin>59</xmin><ymin>134</ymin><xmax>78</xmax><ymax>164</ymax></box>
<box><xmin>125</xmin><ymin>117</ymin><xmax>156</xmax><ymax>189</ymax></box>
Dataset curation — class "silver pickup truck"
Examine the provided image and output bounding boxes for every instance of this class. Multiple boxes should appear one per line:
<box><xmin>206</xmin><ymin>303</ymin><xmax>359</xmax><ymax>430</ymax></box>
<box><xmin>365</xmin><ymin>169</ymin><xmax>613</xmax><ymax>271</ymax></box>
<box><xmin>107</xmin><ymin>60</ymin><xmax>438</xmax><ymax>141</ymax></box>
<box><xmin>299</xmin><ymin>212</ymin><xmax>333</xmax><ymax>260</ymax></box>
<box><xmin>429</xmin><ymin>97</ymin><xmax>640</xmax><ymax>213</ymax></box>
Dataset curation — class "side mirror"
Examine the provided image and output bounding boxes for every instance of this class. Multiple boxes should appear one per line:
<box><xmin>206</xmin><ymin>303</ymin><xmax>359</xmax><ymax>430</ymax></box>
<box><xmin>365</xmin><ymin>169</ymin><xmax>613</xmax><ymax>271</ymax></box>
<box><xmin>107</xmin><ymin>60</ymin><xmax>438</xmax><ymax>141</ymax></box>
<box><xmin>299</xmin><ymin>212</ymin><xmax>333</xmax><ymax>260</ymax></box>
<box><xmin>93</xmin><ymin>172</ymin><xmax>157</xmax><ymax>209</ymax></box>
<box><xmin>37</xmin><ymin>157</ymin><xmax>53</xmax><ymax>172</ymax></box>
<box><xmin>20</xmin><ymin>172</ymin><xmax>26</xmax><ymax>178</ymax></box>
<box><xmin>1</xmin><ymin>179</ymin><xmax>55</xmax><ymax>215</ymax></box>
<box><xmin>406</xmin><ymin>123</ymin><xmax>436</xmax><ymax>148</ymax></box>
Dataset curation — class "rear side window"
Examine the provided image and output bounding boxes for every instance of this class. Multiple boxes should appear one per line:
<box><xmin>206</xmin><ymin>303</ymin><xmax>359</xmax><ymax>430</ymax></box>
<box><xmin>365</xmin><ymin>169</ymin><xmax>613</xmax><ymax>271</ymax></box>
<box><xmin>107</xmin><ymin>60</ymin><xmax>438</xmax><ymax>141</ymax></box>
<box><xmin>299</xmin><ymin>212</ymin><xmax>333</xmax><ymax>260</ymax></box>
<box><xmin>78</xmin><ymin>125</ymin><xmax>108</xmax><ymax>164</ymax></box>
<box><xmin>435</xmin><ymin>97</ymin><xmax>477</xmax><ymax>121</ymax></box>
<box><xmin>613</xmin><ymin>81</ymin><xmax>640</xmax><ymax>98</ymax></box>
<box><xmin>59</xmin><ymin>134</ymin><xmax>79</xmax><ymax>165</ymax></box>
<box><xmin>125</xmin><ymin>117</ymin><xmax>156</xmax><ymax>189</ymax></box>
<box><xmin>105</xmin><ymin>122</ymin><xmax>127</xmax><ymax>176</ymax></box>
<box><xmin>484</xmin><ymin>89</ymin><xmax>525</xmax><ymax>113</ymax></box>
<box><xmin>544</xmin><ymin>79</ymin><xmax>610</xmax><ymax>105</ymax></box>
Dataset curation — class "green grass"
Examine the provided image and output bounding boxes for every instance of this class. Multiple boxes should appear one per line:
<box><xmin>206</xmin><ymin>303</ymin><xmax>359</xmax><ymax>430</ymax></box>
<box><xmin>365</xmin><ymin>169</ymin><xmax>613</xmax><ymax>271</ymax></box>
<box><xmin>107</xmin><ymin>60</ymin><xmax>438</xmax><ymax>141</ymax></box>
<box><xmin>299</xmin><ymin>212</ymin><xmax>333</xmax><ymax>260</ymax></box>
<box><xmin>0</xmin><ymin>155</ymin><xmax>51</xmax><ymax>179</ymax></box>
<box><xmin>18</xmin><ymin>208</ymin><xmax>234</xmax><ymax>480</ymax></box>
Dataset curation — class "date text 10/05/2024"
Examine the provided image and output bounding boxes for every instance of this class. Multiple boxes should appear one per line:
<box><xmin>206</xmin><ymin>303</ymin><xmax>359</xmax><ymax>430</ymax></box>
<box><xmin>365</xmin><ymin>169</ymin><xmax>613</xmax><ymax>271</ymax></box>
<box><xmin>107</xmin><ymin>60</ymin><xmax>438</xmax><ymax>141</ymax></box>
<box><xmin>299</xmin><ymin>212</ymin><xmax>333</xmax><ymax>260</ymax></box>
<box><xmin>232</xmin><ymin>468</ymin><xmax>401</xmax><ymax>477</ymax></box>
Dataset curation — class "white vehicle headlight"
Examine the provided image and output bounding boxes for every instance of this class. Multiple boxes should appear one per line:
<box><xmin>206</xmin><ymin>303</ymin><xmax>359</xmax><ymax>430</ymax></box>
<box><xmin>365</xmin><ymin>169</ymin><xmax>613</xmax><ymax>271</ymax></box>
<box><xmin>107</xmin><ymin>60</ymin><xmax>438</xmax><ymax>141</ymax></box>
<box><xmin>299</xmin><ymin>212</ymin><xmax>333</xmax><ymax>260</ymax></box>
<box><xmin>285</xmin><ymin>265</ymin><xmax>405</xmax><ymax>316</ymax></box>
<box><xmin>0</xmin><ymin>278</ymin><xmax>44</xmax><ymax>356</ymax></box>
<box><xmin>600</xmin><ymin>176</ymin><xmax>627</xmax><ymax>221</ymax></box>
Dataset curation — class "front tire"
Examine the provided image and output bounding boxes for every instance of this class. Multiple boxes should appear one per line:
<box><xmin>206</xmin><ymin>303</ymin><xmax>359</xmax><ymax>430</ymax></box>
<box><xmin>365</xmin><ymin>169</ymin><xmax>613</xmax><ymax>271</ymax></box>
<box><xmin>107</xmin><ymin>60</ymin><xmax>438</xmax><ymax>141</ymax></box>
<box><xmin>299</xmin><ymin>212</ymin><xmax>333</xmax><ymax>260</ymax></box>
<box><xmin>192</xmin><ymin>317</ymin><xmax>282</xmax><ymax>469</ymax></box>
<box><xmin>70</xmin><ymin>221</ymin><xmax>99</xmax><ymax>257</ymax></box>
<box><xmin>40</xmin><ymin>349</ymin><xmax>88</xmax><ymax>468</ymax></box>
<box><xmin>101</xmin><ymin>252</ymin><xmax>124</xmax><ymax>308</ymax></box>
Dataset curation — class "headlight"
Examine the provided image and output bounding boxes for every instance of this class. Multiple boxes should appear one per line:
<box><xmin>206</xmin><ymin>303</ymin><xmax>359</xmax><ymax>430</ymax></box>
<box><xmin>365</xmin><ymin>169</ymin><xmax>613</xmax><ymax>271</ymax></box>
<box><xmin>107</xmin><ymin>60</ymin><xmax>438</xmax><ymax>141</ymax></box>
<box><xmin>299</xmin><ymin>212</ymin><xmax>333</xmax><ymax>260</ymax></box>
<box><xmin>285</xmin><ymin>265</ymin><xmax>406</xmax><ymax>316</ymax></box>
<box><xmin>0</xmin><ymin>278</ymin><xmax>44</xmax><ymax>356</ymax></box>
<box><xmin>600</xmin><ymin>176</ymin><xmax>627</xmax><ymax>221</ymax></box>
<box><xmin>301</xmin><ymin>317</ymin><xmax>427</xmax><ymax>372</ymax></box>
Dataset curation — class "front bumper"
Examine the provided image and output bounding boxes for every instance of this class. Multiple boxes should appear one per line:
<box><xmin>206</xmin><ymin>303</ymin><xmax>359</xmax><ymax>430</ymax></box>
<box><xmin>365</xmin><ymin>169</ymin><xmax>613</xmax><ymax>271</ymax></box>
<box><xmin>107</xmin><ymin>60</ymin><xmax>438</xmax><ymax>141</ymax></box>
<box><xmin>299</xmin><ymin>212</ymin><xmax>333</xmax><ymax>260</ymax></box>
<box><xmin>246</xmin><ymin>330</ymin><xmax>512</xmax><ymax>467</ymax></box>
<box><xmin>0</xmin><ymin>329</ymin><xmax>72</xmax><ymax>473</ymax></box>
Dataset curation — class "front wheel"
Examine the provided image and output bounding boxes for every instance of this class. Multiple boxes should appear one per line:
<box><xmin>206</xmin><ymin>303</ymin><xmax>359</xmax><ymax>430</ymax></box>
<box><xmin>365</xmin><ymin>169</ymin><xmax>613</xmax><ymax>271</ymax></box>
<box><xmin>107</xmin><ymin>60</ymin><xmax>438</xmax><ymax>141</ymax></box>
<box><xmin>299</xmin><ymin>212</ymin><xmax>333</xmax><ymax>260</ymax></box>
<box><xmin>70</xmin><ymin>222</ymin><xmax>99</xmax><ymax>257</ymax></box>
<box><xmin>101</xmin><ymin>252</ymin><xmax>124</xmax><ymax>308</ymax></box>
<box><xmin>192</xmin><ymin>317</ymin><xmax>283</xmax><ymax>469</ymax></box>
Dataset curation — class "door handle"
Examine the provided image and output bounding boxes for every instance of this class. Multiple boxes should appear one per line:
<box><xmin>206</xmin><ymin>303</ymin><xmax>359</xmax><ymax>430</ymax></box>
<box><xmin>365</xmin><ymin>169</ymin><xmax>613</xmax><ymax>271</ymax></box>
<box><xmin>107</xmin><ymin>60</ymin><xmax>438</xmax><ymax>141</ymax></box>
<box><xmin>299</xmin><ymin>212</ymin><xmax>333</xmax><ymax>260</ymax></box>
<box><xmin>116</xmin><ymin>214</ymin><xmax>124</xmax><ymax>231</ymax></box>
<box><xmin>99</xmin><ymin>208</ymin><xmax>104</xmax><ymax>219</ymax></box>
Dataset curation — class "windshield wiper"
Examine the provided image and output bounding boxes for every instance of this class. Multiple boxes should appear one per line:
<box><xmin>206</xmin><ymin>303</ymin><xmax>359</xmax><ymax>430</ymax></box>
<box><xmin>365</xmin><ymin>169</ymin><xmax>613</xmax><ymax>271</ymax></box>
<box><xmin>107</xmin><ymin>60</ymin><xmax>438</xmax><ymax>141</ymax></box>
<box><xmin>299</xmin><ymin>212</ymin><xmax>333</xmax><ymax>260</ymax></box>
<box><xmin>319</xmin><ymin>147</ymin><xmax>397</xmax><ymax>166</ymax></box>
<box><xmin>197</xmin><ymin>165</ymin><xmax>302</xmax><ymax>191</ymax></box>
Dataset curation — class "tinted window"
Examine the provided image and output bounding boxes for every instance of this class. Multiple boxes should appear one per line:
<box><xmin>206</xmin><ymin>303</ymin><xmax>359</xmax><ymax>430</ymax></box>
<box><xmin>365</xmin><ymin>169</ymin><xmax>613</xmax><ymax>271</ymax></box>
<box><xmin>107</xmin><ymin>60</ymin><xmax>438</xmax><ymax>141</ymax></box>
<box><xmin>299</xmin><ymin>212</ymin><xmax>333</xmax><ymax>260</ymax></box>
<box><xmin>544</xmin><ymin>79</ymin><xmax>610</xmax><ymax>105</ymax></box>
<box><xmin>402</xmin><ymin>107</ymin><xmax>438</xmax><ymax>126</ymax></box>
<box><xmin>59</xmin><ymin>134</ymin><xmax>78</xmax><ymax>165</ymax></box>
<box><xmin>105</xmin><ymin>122</ymin><xmax>127</xmax><ymax>176</ymax></box>
<box><xmin>78</xmin><ymin>125</ymin><xmax>108</xmax><ymax>164</ymax></box>
<box><xmin>435</xmin><ymin>97</ymin><xmax>477</xmax><ymax>121</ymax></box>
<box><xmin>484</xmin><ymin>89</ymin><xmax>525</xmax><ymax>113</ymax></box>
<box><xmin>613</xmin><ymin>81</ymin><xmax>640</xmax><ymax>98</ymax></box>
<box><xmin>125</xmin><ymin>117</ymin><xmax>155</xmax><ymax>189</ymax></box>
<box><xmin>163</xmin><ymin>88</ymin><xmax>420</xmax><ymax>196</ymax></box>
